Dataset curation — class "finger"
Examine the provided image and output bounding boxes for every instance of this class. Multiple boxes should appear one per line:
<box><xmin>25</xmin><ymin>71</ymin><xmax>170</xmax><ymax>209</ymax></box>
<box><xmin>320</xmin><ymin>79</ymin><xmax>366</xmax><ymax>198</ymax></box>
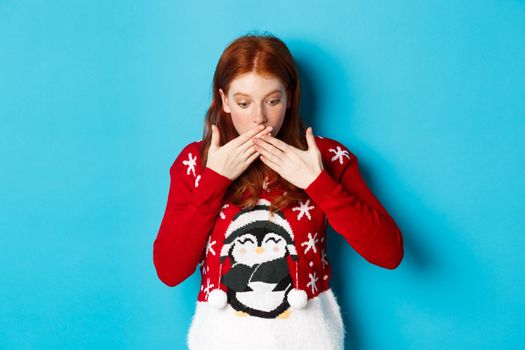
<box><xmin>242</xmin><ymin>144</ymin><xmax>259</xmax><ymax>159</ymax></box>
<box><xmin>254</xmin><ymin>139</ymin><xmax>285</xmax><ymax>163</ymax></box>
<box><xmin>306</xmin><ymin>126</ymin><xmax>316</xmax><ymax>150</ymax></box>
<box><xmin>248</xmin><ymin>126</ymin><xmax>273</xmax><ymax>146</ymax></box>
<box><xmin>232</xmin><ymin>125</ymin><xmax>268</xmax><ymax>147</ymax></box>
<box><xmin>236</xmin><ymin>132</ymin><xmax>266</xmax><ymax>156</ymax></box>
<box><xmin>259</xmin><ymin>153</ymin><xmax>280</xmax><ymax>172</ymax></box>
<box><xmin>237</xmin><ymin>126</ymin><xmax>273</xmax><ymax>153</ymax></box>
<box><xmin>257</xmin><ymin>133</ymin><xmax>288</xmax><ymax>153</ymax></box>
<box><xmin>246</xmin><ymin>147</ymin><xmax>261</xmax><ymax>163</ymax></box>
<box><xmin>210</xmin><ymin>125</ymin><xmax>220</xmax><ymax>149</ymax></box>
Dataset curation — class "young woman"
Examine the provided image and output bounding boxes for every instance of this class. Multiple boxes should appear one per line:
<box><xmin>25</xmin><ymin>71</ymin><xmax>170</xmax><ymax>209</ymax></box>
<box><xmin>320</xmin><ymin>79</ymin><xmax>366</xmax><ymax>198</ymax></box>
<box><xmin>153</xmin><ymin>32</ymin><xmax>404</xmax><ymax>350</ymax></box>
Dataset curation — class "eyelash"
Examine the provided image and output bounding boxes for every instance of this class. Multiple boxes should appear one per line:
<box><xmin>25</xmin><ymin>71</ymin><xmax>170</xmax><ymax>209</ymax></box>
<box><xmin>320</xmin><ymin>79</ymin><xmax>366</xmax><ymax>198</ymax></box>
<box><xmin>237</xmin><ymin>99</ymin><xmax>281</xmax><ymax>108</ymax></box>
<box><xmin>264</xmin><ymin>237</ymin><xmax>281</xmax><ymax>244</ymax></box>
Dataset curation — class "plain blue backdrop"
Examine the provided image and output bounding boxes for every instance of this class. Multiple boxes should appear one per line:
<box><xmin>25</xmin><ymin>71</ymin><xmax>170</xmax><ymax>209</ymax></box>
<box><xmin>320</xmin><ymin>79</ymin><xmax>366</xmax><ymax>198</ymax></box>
<box><xmin>1</xmin><ymin>1</ymin><xmax>524</xmax><ymax>349</ymax></box>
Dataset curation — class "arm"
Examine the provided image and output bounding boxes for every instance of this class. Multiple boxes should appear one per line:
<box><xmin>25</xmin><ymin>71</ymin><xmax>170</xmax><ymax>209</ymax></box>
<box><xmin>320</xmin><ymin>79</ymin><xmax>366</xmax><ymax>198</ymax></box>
<box><xmin>304</xmin><ymin>142</ymin><xmax>404</xmax><ymax>269</ymax></box>
<box><xmin>153</xmin><ymin>143</ymin><xmax>232</xmax><ymax>286</ymax></box>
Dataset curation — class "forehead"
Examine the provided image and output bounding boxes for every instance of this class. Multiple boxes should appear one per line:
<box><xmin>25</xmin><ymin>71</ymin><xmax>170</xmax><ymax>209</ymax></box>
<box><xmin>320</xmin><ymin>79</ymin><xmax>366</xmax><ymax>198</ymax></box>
<box><xmin>229</xmin><ymin>72</ymin><xmax>285</xmax><ymax>96</ymax></box>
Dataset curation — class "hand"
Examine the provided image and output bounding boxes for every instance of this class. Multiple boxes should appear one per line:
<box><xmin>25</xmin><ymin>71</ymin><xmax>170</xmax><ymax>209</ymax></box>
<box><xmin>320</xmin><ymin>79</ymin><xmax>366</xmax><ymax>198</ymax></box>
<box><xmin>206</xmin><ymin>124</ymin><xmax>273</xmax><ymax>181</ymax></box>
<box><xmin>252</xmin><ymin>126</ymin><xmax>324</xmax><ymax>189</ymax></box>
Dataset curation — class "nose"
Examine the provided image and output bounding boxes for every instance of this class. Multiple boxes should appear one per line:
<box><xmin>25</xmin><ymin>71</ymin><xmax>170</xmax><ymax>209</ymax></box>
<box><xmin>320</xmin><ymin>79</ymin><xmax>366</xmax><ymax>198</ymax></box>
<box><xmin>255</xmin><ymin>246</ymin><xmax>265</xmax><ymax>254</ymax></box>
<box><xmin>253</xmin><ymin>104</ymin><xmax>267</xmax><ymax>125</ymax></box>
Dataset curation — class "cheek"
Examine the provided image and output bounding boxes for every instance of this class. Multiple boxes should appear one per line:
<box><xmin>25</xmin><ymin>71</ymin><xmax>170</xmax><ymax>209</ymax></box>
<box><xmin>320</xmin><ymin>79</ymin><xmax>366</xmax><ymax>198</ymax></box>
<box><xmin>269</xmin><ymin>106</ymin><xmax>286</xmax><ymax>121</ymax></box>
<box><xmin>272</xmin><ymin>246</ymin><xmax>280</xmax><ymax>253</ymax></box>
<box><xmin>239</xmin><ymin>247</ymin><xmax>247</xmax><ymax>254</ymax></box>
<box><xmin>230</xmin><ymin>113</ymin><xmax>250</xmax><ymax>133</ymax></box>
<box><xmin>271</xmin><ymin>105</ymin><xmax>286</xmax><ymax>116</ymax></box>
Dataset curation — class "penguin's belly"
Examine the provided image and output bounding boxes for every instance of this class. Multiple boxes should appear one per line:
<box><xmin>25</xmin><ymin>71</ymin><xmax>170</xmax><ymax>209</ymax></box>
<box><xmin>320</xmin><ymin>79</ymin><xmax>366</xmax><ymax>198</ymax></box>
<box><xmin>236</xmin><ymin>281</ymin><xmax>285</xmax><ymax>312</ymax></box>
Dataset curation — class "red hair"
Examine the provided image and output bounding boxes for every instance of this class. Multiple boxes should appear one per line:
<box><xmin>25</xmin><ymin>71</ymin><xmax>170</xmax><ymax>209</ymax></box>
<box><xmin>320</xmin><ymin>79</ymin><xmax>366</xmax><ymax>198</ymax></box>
<box><xmin>200</xmin><ymin>32</ymin><xmax>310</xmax><ymax>214</ymax></box>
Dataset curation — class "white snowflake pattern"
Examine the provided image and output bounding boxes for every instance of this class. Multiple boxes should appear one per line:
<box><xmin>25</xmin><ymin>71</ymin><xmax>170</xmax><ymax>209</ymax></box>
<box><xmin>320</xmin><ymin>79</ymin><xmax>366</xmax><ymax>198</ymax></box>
<box><xmin>219</xmin><ymin>204</ymin><xmax>229</xmax><ymax>219</ymax></box>
<box><xmin>291</xmin><ymin>199</ymin><xmax>315</xmax><ymax>221</ymax></box>
<box><xmin>202</xmin><ymin>278</ymin><xmax>215</xmax><ymax>300</ymax></box>
<box><xmin>321</xmin><ymin>249</ymin><xmax>328</xmax><ymax>269</ymax></box>
<box><xmin>205</xmin><ymin>235</ymin><xmax>217</xmax><ymax>256</ymax></box>
<box><xmin>328</xmin><ymin>146</ymin><xmax>351</xmax><ymax>165</ymax></box>
<box><xmin>194</xmin><ymin>174</ymin><xmax>201</xmax><ymax>187</ymax></box>
<box><xmin>182</xmin><ymin>152</ymin><xmax>197</xmax><ymax>177</ymax></box>
<box><xmin>301</xmin><ymin>232</ymin><xmax>319</xmax><ymax>254</ymax></box>
<box><xmin>306</xmin><ymin>271</ymin><xmax>319</xmax><ymax>294</ymax></box>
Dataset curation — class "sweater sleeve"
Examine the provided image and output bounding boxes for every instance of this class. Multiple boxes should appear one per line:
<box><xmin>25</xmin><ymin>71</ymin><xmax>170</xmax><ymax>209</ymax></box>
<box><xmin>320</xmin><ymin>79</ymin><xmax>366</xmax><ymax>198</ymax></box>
<box><xmin>304</xmin><ymin>139</ymin><xmax>404</xmax><ymax>269</ymax></box>
<box><xmin>153</xmin><ymin>142</ymin><xmax>233</xmax><ymax>287</ymax></box>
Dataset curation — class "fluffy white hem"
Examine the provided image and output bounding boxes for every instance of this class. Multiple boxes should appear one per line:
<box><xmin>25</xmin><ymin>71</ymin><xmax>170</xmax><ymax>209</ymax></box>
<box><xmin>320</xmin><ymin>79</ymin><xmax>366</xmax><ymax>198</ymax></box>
<box><xmin>187</xmin><ymin>288</ymin><xmax>345</xmax><ymax>350</ymax></box>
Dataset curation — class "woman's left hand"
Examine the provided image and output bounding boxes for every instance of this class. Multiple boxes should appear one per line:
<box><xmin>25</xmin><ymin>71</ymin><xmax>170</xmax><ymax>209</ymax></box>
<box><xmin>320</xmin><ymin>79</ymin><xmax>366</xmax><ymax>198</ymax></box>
<box><xmin>253</xmin><ymin>126</ymin><xmax>324</xmax><ymax>189</ymax></box>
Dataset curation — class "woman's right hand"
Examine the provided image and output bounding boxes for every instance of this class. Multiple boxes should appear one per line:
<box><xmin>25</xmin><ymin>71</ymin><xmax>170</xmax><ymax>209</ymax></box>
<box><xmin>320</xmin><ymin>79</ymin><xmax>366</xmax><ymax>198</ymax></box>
<box><xmin>206</xmin><ymin>124</ymin><xmax>273</xmax><ymax>181</ymax></box>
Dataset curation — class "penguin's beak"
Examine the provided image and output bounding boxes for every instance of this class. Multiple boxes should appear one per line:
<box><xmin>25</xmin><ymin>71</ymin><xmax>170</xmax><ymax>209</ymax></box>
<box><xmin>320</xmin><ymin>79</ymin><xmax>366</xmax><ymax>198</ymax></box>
<box><xmin>255</xmin><ymin>247</ymin><xmax>265</xmax><ymax>254</ymax></box>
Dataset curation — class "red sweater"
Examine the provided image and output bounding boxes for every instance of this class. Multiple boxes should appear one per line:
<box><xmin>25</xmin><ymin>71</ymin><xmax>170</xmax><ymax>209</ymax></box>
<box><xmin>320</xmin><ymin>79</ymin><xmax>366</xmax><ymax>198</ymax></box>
<box><xmin>153</xmin><ymin>135</ymin><xmax>404</xmax><ymax>301</ymax></box>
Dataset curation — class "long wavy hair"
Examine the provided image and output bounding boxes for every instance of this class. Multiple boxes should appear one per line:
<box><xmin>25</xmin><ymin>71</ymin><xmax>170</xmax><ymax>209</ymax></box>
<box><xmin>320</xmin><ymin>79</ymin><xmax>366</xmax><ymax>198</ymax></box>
<box><xmin>200</xmin><ymin>32</ymin><xmax>311</xmax><ymax>214</ymax></box>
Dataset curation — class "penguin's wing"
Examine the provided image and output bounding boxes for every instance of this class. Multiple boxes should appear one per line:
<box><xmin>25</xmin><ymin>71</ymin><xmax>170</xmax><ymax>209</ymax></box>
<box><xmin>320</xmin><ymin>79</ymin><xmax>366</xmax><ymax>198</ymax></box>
<box><xmin>273</xmin><ymin>274</ymin><xmax>292</xmax><ymax>291</ymax></box>
<box><xmin>221</xmin><ymin>264</ymin><xmax>257</xmax><ymax>292</ymax></box>
<box><xmin>251</xmin><ymin>258</ymin><xmax>289</xmax><ymax>283</ymax></box>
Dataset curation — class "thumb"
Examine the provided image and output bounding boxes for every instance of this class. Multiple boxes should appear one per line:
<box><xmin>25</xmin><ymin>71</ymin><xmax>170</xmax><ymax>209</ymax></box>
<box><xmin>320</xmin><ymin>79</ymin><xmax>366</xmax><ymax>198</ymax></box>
<box><xmin>211</xmin><ymin>124</ymin><xmax>220</xmax><ymax>148</ymax></box>
<box><xmin>306</xmin><ymin>126</ymin><xmax>316</xmax><ymax>149</ymax></box>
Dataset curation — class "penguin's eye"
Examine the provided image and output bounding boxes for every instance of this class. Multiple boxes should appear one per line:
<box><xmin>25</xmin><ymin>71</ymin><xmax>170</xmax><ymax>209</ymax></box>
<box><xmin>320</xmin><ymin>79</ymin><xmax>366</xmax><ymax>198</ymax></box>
<box><xmin>264</xmin><ymin>237</ymin><xmax>282</xmax><ymax>244</ymax></box>
<box><xmin>238</xmin><ymin>237</ymin><xmax>255</xmax><ymax>245</ymax></box>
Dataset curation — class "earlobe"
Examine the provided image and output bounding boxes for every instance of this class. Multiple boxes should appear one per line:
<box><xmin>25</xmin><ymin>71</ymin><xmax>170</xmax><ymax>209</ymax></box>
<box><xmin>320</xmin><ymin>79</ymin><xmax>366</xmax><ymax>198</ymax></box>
<box><xmin>219</xmin><ymin>88</ymin><xmax>231</xmax><ymax>114</ymax></box>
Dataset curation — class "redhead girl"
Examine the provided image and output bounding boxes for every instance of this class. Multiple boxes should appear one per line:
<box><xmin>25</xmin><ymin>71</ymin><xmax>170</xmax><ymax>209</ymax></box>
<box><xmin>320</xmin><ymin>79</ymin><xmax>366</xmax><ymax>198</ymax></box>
<box><xmin>153</xmin><ymin>32</ymin><xmax>404</xmax><ymax>350</ymax></box>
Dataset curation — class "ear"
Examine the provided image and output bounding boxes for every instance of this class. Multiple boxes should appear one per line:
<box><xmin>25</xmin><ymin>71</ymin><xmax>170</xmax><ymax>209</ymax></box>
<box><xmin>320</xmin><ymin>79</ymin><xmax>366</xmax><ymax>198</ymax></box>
<box><xmin>219</xmin><ymin>88</ymin><xmax>231</xmax><ymax>114</ymax></box>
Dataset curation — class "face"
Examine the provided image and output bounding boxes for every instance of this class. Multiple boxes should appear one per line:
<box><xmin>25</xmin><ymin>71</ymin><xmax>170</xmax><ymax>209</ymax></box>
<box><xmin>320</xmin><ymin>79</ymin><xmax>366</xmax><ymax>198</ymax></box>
<box><xmin>232</xmin><ymin>232</ymin><xmax>288</xmax><ymax>266</ymax></box>
<box><xmin>219</xmin><ymin>71</ymin><xmax>291</xmax><ymax>137</ymax></box>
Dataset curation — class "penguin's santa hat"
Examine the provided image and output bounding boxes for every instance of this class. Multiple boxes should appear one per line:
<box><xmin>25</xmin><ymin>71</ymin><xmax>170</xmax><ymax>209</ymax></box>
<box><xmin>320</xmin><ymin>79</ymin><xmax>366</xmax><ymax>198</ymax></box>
<box><xmin>208</xmin><ymin>198</ymin><xmax>308</xmax><ymax>310</ymax></box>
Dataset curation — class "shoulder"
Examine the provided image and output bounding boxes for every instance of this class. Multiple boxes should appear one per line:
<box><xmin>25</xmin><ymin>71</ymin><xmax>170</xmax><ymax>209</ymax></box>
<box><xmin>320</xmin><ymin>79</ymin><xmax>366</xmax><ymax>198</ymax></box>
<box><xmin>313</xmin><ymin>134</ymin><xmax>358</xmax><ymax>164</ymax></box>
<box><xmin>170</xmin><ymin>139</ymin><xmax>203</xmax><ymax>173</ymax></box>
<box><xmin>313</xmin><ymin>134</ymin><xmax>358</xmax><ymax>180</ymax></box>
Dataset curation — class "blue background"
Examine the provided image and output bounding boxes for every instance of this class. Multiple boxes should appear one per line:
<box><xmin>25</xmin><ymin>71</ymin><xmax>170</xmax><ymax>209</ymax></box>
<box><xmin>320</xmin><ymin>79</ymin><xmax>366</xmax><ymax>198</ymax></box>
<box><xmin>1</xmin><ymin>1</ymin><xmax>524</xmax><ymax>349</ymax></box>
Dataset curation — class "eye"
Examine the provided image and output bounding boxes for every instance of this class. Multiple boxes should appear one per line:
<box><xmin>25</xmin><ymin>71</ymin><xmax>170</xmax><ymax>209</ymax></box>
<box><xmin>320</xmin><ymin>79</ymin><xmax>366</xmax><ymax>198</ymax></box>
<box><xmin>238</xmin><ymin>237</ymin><xmax>255</xmax><ymax>245</ymax></box>
<box><xmin>264</xmin><ymin>236</ymin><xmax>282</xmax><ymax>244</ymax></box>
<box><xmin>268</xmin><ymin>99</ymin><xmax>281</xmax><ymax>106</ymax></box>
<box><xmin>237</xmin><ymin>102</ymin><xmax>249</xmax><ymax>108</ymax></box>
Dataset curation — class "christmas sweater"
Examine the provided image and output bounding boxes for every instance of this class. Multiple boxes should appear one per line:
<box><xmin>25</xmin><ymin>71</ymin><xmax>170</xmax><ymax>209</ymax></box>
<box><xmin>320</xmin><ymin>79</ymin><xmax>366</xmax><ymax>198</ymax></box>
<box><xmin>153</xmin><ymin>135</ymin><xmax>404</xmax><ymax>350</ymax></box>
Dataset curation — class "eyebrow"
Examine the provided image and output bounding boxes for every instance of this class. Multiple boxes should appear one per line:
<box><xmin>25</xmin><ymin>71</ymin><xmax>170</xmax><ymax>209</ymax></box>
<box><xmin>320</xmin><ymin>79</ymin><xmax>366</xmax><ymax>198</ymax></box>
<box><xmin>233</xmin><ymin>89</ymin><xmax>282</xmax><ymax>98</ymax></box>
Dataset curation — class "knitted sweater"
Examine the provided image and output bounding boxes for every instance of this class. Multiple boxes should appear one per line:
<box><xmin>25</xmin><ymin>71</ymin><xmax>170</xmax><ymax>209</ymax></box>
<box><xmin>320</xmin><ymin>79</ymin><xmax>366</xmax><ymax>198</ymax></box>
<box><xmin>153</xmin><ymin>135</ymin><xmax>404</xmax><ymax>350</ymax></box>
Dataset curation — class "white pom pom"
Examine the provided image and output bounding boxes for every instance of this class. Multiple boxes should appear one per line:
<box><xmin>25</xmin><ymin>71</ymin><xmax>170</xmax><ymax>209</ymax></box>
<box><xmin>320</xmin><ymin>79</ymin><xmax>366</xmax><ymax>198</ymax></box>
<box><xmin>287</xmin><ymin>288</ymin><xmax>308</xmax><ymax>309</ymax></box>
<box><xmin>208</xmin><ymin>288</ymin><xmax>227</xmax><ymax>309</ymax></box>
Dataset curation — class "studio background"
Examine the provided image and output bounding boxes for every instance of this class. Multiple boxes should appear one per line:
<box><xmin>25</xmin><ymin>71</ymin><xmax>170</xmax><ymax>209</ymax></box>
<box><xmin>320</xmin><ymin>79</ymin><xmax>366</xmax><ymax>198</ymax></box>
<box><xmin>1</xmin><ymin>1</ymin><xmax>523</xmax><ymax>349</ymax></box>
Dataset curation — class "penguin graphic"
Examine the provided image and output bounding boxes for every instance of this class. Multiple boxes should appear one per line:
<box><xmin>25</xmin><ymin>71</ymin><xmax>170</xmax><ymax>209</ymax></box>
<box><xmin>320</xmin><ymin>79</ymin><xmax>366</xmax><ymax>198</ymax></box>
<box><xmin>218</xmin><ymin>199</ymin><xmax>298</xmax><ymax>318</ymax></box>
